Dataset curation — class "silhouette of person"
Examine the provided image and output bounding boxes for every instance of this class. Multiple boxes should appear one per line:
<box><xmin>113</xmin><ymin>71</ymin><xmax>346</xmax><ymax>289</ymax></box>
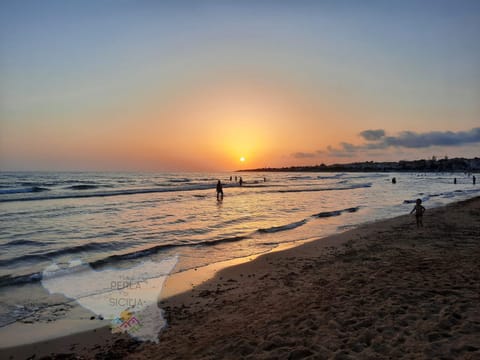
<box><xmin>410</xmin><ymin>199</ymin><xmax>426</xmax><ymax>228</ymax></box>
<box><xmin>454</xmin><ymin>178</ymin><xmax>457</xmax><ymax>184</ymax></box>
<box><xmin>392</xmin><ymin>177</ymin><xmax>396</xmax><ymax>184</ymax></box>
<box><xmin>239</xmin><ymin>177</ymin><xmax>243</xmax><ymax>186</ymax></box>
<box><xmin>230</xmin><ymin>176</ymin><xmax>232</xmax><ymax>181</ymax></box>
<box><xmin>473</xmin><ymin>176</ymin><xmax>476</xmax><ymax>185</ymax></box>
<box><xmin>216</xmin><ymin>180</ymin><xmax>223</xmax><ymax>201</ymax></box>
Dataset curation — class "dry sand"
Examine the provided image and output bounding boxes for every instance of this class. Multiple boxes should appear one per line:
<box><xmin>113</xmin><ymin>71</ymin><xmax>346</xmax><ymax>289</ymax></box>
<box><xmin>2</xmin><ymin>197</ymin><xmax>480</xmax><ymax>359</ymax></box>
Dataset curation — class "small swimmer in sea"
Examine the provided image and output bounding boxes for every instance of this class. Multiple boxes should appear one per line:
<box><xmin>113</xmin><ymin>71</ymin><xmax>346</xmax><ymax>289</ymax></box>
<box><xmin>216</xmin><ymin>180</ymin><xmax>224</xmax><ymax>201</ymax></box>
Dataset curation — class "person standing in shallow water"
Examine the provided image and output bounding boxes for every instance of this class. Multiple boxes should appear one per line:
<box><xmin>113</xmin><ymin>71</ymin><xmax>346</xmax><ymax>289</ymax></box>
<box><xmin>216</xmin><ymin>180</ymin><xmax>224</xmax><ymax>201</ymax></box>
<box><xmin>410</xmin><ymin>199</ymin><xmax>426</xmax><ymax>228</ymax></box>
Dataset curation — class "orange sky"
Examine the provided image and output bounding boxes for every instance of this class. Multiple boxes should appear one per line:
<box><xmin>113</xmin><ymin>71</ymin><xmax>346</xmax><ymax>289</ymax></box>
<box><xmin>1</xmin><ymin>1</ymin><xmax>479</xmax><ymax>171</ymax></box>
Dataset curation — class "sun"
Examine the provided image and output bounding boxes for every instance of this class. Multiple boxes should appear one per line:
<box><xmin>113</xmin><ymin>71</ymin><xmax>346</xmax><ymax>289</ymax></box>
<box><xmin>240</xmin><ymin>156</ymin><xmax>246</xmax><ymax>163</ymax></box>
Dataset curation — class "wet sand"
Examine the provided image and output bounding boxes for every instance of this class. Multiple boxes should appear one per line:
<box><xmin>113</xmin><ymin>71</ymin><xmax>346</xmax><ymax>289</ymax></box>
<box><xmin>2</xmin><ymin>196</ymin><xmax>480</xmax><ymax>359</ymax></box>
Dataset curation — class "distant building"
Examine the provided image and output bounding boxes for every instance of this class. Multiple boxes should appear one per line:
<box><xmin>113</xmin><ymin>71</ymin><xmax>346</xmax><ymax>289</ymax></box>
<box><xmin>242</xmin><ymin>157</ymin><xmax>480</xmax><ymax>173</ymax></box>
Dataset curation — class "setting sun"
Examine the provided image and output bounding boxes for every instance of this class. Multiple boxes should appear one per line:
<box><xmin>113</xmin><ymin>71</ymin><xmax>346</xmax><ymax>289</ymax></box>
<box><xmin>240</xmin><ymin>157</ymin><xmax>246</xmax><ymax>162</ymax></box>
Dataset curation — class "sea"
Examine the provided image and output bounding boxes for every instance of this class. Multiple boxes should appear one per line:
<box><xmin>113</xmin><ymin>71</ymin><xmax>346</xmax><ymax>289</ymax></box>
<box><xmin>0</xmin><ymin>171</ymin><xmax>479</xmax><ymax>332</ymax></box>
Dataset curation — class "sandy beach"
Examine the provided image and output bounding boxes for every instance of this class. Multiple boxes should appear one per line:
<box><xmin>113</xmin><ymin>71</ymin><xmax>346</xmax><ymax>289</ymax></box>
<box><xmin>2</xmin><ymin>196</ymin><xmax>480</xmax><ymax>359</ymax></box>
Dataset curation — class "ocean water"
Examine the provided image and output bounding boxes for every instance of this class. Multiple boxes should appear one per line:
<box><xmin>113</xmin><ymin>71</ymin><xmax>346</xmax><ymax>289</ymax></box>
<box><xmin>0</xmin><ymin>171</ymin><xmax>479</xmax><ymax>329</ymax></box>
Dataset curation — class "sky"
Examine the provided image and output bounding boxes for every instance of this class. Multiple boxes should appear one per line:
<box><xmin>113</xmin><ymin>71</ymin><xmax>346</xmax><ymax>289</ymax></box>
<box><xmin>0</xmin><ymin>0</ymin><xmax>479</xmax><ymax>171</ymax></box>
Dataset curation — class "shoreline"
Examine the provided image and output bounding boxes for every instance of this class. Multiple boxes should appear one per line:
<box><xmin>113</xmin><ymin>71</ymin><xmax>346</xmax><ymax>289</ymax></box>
<box><xmin>1</xmin><ymin>196</ymin><xmax>479</xmax><ymax>359</ymax></box>
<box><xmin>239</xmin><ymin>158</ymin><xmax>480</xmax><ymax>173</ymax></box>
<box><xmin>0</xmin><ymin>241</ymin><xmax>311</xmax><ymax>356</ymax></box>
<box><xmin>0</xmin><ymin>241</ymin><xmax>304</xmax><ymax>350</ymax></box>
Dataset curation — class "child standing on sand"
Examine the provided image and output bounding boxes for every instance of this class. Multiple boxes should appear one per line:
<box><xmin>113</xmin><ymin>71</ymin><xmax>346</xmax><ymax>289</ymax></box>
<box><xmin>410</xmin><ymin>199</ymin><xmax>426</xmax><ymax>228</ymax></box>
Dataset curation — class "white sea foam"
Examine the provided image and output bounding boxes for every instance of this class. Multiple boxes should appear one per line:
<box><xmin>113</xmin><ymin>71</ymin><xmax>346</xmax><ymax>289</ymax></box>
<box><xmin>41</xmin><ymin>256</ymin><xmax>178</xmax><ymax>342</ymax></box>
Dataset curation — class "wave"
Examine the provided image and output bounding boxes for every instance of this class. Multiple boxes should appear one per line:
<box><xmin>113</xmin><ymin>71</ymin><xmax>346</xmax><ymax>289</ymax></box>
<box><xmin>0</xmin><ymin>272</ymin><xmax>42</xmax><ymax>288</ymax></box>
<box><xmin>440</xmin><ymin>188</ymin><xmax>480</xmax><ymax>198</ymax></box>
<box><xmin>347</xmin><ymin>174</ymin><xmax>389</xmax><ymax>179</ymax></box>
<box><xmin>403</xmin><ymin>188</ymin><xmax>480</xmax><ymax>204</ymax></box>
<box><xmin>167</xmin><ymin>178</ymin><xmax>191</xmax><ymax>183</ymax></box>
<box><xmin>345</xmin><ymin>183</ymin><xmax>372</xmax><ymax>189</ymax></box>
<box><xmin>1</xmin><ymin>240</ymin><xmax>50</xmax><ymax>247</ymax></box>
<box><xmin>258</xmin><ymin>206</ymin><xmax>361</xmax><ymax>233</ymax></box>
<box><xmin>68</xmin><ymin>184</ymin><xmax>99</xmax><ymax>190</ymax></box>
<box><xmin>201</xmin><ymin>236</ymin><xmax>250</xmax><ymax>247</ymax></box>
<box><xmin>98</xmin><ymin>232</ymin><xmax>254</xmax><ymax>266</ymax></box>
<box><xmin>0</xmin><ymin>183</ymin><xmax>215</xmax><ymax>203</ymax></box>
<box><xmin>316</xmin><ymin>173</ymin><xmax>386</xmax><ymax>181</ymax></box>
<box><xmin>215</xmin><ymin>216</ymin><xmax>255</xmax><ymax>228</ymax></box>
<box><xmin>0</xmin><ymin>235</ymin><xmax>253</xmax><ymax>288</ymax></box>
<box><xmin>317</xmin><ymin>173</ymin><xmax>346</xmax><ymax>179</ymax></box>
<box><xmin>312</xmin><ymin>206</ymin><xmax>360</xmax><ymax>218</ymax></box>
<box><xmin>403</xmin><ymin>198</ymin><xmax>426</xmax><ymax>204</ymax></box>
<box><xmin>0</xmin><ymin>201</ymin><xmax>364</xmax><ymax>289</ymax></box>
<box><xmin>258</xmin><ymin>220</ymin><xmax>307</xmax><ymax>233</ymax></box>
<box><xmin>0</xmin><ymin>186</ymin><xmax>49</xmax><ymax>195</ymax></box>
<box><xmin>405</xmin><ymin>192</ymin><xmax>454</xmax><ymax>203</ymax></box>
<box><xmin>0</xmin><ymin>241</ymin><xmax>131</xmax><ymax>267</ymax></box>
<box><xmin>0</xmin><ymin>179</ymin><xmax>374</xmax><ymax>203</ymax></box>
<box><xmin>313</xmin><ymin>210</ymin><xmax>341</xmax><ymax>217</ymax></box>
<box><xmin>287</xmin><ymin>175</ymin><xmax>315</xmax><ymax>180</ymax></box>
<box><xmin>277</xmin><ymin>183</ymin><xmax>372</xmax><ymax>193</ymax></box>
<box><xmin>20</xmin><ymin>181</ymin><xmax>59</xmax><ymax>187</ymax></box>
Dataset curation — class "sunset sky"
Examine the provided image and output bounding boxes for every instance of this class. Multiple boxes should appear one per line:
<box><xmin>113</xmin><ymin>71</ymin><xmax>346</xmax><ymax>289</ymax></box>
<box><xmin>1</xmin><ymin>0</ymin><xmax>479</xmax><ymax>171</ymax></box>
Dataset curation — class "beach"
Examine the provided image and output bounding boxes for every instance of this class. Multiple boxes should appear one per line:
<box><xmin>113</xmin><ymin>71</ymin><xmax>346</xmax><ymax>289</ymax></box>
<box><xmin>2</xmin><ymin>0</ymin><xmax>480</xmax><ymax>358</ymax></box>
<box><xmin>2</xmin><ymin>195</ymin><xmax>479</xmax><ymax>359</ymax></box>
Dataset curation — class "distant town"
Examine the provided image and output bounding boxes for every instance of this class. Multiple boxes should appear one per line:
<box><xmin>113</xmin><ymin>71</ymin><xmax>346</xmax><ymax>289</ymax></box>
<box><xmin>243</xmin><ymin>157</ymin><xmax>480</xmax><ymax>173</ymax></box>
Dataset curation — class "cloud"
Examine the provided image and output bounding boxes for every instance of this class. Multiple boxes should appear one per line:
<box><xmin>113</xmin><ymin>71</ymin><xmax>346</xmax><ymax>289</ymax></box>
<box><xmin>326</xmin><ymin>145</ymin><xmax>355</xmax><ymax>158</ymax></box>
<box><xmin>359</xmin><ymin>129</ymin><xmax>385</xmax><ymax>141</ymax></box>
<box><xmin>356</xmin><ymin>127</ymin><xmax>480</xmax><ymax>151</ymax></box>
<box><xmin>294</xmin><ymin>127</ymin><xmax>480</xmax><ymax>160</ymax></box>
<box><xmin>364</xmin><ymin>142</ymin><xmax>389</xmax><ymax>150</ymax></box>
<box><xmin>291</xmin><ymin>151</ymin><xmax>317</xmax><ymax>159</ymax></box>
<box><xmin>339</xmin><ymin>142</ymin><xmax>358</xmax><ymax>152</ymax></box>
<box><xmin>382</xmin><ymin>128</ymin><xmax>480</xmax><ymax>148</ymax></box>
